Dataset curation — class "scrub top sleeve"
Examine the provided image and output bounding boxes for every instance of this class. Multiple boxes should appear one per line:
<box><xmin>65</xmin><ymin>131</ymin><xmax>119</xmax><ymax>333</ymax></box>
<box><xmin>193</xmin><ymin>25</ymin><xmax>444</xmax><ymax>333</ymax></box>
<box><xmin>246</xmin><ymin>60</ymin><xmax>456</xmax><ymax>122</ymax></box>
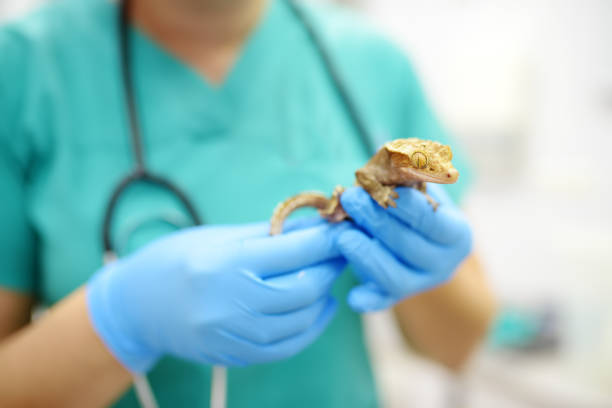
<box><xmin>0</xmin><ymin>29</ymin><xmax>38</xmax><ymax>294</ymax></box>
<box><xmin>393</xmin><ymin>53</ymin><xmax>474</xmax><ymax>204</ymax></box>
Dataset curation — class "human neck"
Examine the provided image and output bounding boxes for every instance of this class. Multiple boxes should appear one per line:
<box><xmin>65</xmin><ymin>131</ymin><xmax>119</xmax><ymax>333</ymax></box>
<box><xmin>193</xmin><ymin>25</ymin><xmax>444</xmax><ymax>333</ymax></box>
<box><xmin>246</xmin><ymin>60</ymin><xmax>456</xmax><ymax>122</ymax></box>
<box><xmin>130</xmin><ymin>0</ymin><xmax>268</xmax><ymax>83</ymax></box>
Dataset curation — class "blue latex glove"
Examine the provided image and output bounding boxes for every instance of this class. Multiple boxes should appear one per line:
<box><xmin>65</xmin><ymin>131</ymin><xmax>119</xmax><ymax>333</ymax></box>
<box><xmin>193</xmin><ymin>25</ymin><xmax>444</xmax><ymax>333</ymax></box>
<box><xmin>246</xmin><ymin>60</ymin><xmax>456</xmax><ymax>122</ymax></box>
<box><xmin>87</xmin><ymin>218</ymin><xmax>347</xmax><ymax>373</ymax></box>
<box><xmin>337</xmin><ymin>184</ymin><xmax>472</xmax><ymax>312</ymax></box>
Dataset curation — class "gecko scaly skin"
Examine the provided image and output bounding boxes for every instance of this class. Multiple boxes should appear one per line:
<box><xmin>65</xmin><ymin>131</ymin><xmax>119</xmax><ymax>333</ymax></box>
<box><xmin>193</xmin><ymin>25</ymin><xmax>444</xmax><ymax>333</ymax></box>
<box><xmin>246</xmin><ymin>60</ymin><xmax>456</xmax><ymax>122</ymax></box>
<box><xmin>269</xmin><ymin>138</ymin><xmax>459</xmax><ymax>235</ymax></box>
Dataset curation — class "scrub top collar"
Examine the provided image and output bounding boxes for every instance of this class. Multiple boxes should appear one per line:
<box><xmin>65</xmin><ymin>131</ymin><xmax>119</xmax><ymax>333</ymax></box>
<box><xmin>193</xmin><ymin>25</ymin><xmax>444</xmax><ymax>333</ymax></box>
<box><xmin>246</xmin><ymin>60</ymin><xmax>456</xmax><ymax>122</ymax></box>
<box><xmin>128</xmin><ymin>0</ymin><xmax>291</xmax><ymax>122</ymax></box>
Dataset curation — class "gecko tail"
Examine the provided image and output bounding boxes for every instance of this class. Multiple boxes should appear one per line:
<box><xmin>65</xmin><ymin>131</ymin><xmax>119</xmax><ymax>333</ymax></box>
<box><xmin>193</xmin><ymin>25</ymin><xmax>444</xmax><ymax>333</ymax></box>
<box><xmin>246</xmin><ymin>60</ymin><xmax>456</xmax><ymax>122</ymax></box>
<box><xmin>269</xmin><ymin>192</ymin><xmax>329</xmax><ymax>235</ymax></box>
<box><xmin>269</xmin><ymin>186</ymin><xmax>348</xmax><ymax>235</ymax></box>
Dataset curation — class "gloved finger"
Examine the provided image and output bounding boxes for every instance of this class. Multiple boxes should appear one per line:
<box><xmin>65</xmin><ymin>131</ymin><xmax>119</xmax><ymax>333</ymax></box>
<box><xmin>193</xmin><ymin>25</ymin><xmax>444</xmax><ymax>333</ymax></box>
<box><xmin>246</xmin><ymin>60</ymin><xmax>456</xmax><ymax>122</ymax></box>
<box><xmin>207</xmin><ymin>217</ymin><xmax>323</xmax><ymax>240</ymax></box>
<box><xmin>341</xmin><ymin>186</ymin><xmax>470</xmax><ymax>246</ymax></box>
<box><xmin>347</xmin><ymin>282</ymin><xmax>395</xmax><ymax>313</ymax></box>
<box><xmin>176</xmin><ymin>217</ymin><xmax>325</xmax><ymax>250</ymax></box>
<box><xmin>219</xmin><ymin>297</ymin><xmax>337</xmax><ymax>364</ymax></box>
<box><xmin>172</xmin><ymin>221</ymin><xmax>271</xmax><ymax>247</ymax></box>
<box><xmin>253</xmin><ymin>259</ymin><xmax>345</xmax><ymax>314</ymax></box>
<box><xmin>194</xmin><ymin>351</ymin><xmax>246</xmax><ymax>367</ymax></box>
<box><xmin>338</xmin><ymin>188</ymin><xmax>454</xmax><ymax>271</ymax></box>
<box><xmin>236</xmin><ymin>222</ymin><xmax>351</xmax><ymax>277</ymax></box>
<box><xmin>337</xmin><ymin>229</ymin><xmax>450</xmax><ymax>297</ymax></box>
<box><xmin>230</xmin><ymin>297</ymin><xmax>334</xmax><ymax>346</ymax></box>
<box><xmin>386</xmin><ymin>187</ymin><xmax>471</xmax><ymax>246</ymax></box>
<box><xmin>283</xmin><ymin>216</ymin><xmax>326</xmax><ymax>233</ymax></box>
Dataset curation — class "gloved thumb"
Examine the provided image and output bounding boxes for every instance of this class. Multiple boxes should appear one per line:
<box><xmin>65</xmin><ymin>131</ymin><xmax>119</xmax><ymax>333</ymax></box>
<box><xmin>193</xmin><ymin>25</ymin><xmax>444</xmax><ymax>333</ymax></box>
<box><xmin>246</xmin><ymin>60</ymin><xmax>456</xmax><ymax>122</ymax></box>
<box><xmin>348</xmin><ymin>282</ymin><xmax>394</xmax><ymax>313</ymax></box>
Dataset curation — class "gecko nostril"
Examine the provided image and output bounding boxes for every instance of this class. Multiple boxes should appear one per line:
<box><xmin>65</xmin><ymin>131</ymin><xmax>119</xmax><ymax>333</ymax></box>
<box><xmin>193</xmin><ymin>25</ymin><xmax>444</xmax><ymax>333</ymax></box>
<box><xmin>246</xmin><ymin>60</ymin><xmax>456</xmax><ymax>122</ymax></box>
<box><xmin>447</xmin><ymin>173</ymin><xmax>451</xmax><ymax>178</ymax></box>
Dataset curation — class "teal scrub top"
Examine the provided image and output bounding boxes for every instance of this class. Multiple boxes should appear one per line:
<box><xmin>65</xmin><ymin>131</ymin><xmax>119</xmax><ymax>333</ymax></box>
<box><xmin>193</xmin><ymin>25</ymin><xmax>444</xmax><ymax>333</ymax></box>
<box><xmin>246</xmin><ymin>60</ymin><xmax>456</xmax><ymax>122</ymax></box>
<box><xmin>0</xmin><ymin>0</ymin><xmax>471</xmax><ymax>406</ymax></box>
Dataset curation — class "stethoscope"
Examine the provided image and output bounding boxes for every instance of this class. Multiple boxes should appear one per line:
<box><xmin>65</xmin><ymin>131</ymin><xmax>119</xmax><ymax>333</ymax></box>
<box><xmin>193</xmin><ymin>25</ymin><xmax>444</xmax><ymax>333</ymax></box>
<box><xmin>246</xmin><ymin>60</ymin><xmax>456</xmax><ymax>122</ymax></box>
<box><xmin>104</xmin><ymin>0</ymin><xmax>376</xmax><ymax>406</ymax></box>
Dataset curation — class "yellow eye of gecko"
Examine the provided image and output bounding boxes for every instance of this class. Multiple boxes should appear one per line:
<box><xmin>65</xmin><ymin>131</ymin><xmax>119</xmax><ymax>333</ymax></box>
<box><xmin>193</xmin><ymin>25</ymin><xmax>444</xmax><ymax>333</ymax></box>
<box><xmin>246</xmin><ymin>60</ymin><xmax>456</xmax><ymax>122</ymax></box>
<box><xmin>411</xmin><ymin>151</ymin><xmax>428</xmax><ymax>169</ymax></box>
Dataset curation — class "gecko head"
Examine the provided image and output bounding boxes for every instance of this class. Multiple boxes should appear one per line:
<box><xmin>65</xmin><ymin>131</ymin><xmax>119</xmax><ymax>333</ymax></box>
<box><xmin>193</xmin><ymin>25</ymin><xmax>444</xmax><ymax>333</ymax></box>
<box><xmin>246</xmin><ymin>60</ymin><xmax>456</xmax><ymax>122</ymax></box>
<box><xmin>385</xmin><ymin>138</ymin><xmax>459</xmax><ymax>184</ymax></box>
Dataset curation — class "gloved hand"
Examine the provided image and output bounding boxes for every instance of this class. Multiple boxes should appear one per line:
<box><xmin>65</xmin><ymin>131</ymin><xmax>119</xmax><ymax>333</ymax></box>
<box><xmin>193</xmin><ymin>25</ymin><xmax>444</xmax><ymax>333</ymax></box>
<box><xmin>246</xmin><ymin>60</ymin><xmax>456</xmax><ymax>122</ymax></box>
<box><xmin>87</xmin><ymin>218</ymin><xmax>347</xmax><ymax>373</ymax></box>
<box><xmin>337</xmin><ymin>184</ymin><xmax>472</xmax><ymax>313</ymax></box>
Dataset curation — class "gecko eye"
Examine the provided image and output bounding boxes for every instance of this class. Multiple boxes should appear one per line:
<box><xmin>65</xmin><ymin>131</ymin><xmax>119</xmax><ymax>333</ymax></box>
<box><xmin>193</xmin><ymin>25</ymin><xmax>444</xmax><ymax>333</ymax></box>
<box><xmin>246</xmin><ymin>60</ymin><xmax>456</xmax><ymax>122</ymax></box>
<box><xmin>411</xmin><ymin>151</ymin><xmax>428</xmax><ymax>169</ymax></box>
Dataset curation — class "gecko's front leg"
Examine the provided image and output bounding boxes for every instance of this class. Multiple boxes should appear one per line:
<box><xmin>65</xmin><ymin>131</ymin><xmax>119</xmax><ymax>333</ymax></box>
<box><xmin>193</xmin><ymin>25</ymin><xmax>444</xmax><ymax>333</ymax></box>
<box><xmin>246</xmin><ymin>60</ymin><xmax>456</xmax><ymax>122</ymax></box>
<box><xmin>356</xmin><ymin>169</ymin><xmax>399</xmax><ymax>208</ymax></box>
<box><xmin>415</xmin><ymin>182</ymin><xmax>439</xmax><ymax>211</ymax></box>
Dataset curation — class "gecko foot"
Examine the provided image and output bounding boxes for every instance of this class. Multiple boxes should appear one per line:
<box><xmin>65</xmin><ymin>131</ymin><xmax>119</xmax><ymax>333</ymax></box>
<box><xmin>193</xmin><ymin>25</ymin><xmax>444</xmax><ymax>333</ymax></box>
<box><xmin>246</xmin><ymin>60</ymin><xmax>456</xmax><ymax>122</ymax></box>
<box><xmin>319</xmin><ymin>186</ymin><xmax>348</xmax><ymax>222</ymax></box>
<box><xmin>422</xmin><ymin>193</ymin><xmax>439</xmax><ymax>211</ymax></box>
<box><xmin>372</xmin><ymin>186</ymin><xmax>399</xmax><ymax>209</ymax></box>
<box><xmin>416</xmin><ymin>183</ymin><xmax>438</xmax><ymax>211</ymax></box>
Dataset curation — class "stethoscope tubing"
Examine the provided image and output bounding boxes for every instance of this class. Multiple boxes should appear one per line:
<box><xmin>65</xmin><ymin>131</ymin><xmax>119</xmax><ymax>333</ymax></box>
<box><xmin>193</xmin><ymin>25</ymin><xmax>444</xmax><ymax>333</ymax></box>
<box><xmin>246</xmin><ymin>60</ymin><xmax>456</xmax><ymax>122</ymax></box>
<box><xmin>105</xmin><ymin>0</ymin><xmax>374</xmax><ymax>255</ymax></box>
<box><xmin>102</xmin><ymin>169</ymin><xmax>202</xmax><ymax>253</ymax></box>
<box><xmin>103</xmin><ymin>0</ymin><xmax>203</xmax><ymax>255</ymax></box>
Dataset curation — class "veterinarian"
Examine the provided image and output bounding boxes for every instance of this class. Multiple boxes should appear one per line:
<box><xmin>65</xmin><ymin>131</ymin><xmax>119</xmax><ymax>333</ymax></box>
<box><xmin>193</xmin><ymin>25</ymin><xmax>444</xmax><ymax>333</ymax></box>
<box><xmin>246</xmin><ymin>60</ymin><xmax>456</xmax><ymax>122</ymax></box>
<box><xmin>0</xmin><ymin>0</ymin><xmax>495</xmax><ymax>406</ymax></box>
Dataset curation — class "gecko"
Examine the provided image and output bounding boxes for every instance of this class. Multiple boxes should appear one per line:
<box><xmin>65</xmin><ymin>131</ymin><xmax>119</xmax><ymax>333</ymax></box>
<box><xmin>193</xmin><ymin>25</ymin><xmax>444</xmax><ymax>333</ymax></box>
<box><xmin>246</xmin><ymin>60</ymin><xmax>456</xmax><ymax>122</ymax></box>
<box><xmin>269</xmin><ymin>138</ymin><xmax>459</xmax><ymax>235</ymax></box>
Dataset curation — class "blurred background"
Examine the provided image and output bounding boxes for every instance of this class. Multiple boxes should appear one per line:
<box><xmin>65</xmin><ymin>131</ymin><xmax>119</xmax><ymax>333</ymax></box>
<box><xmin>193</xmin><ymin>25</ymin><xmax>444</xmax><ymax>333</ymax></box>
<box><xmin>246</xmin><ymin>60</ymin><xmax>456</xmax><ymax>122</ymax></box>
<box><xmin>2</xmin><ymin>0</ymin><xmax>611</xmax><ymax>406</ymax></box>
<box><xmin>359</xmin><ymin>1</ymin><xmax>612</xmax><ymax>407</ymax></box>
